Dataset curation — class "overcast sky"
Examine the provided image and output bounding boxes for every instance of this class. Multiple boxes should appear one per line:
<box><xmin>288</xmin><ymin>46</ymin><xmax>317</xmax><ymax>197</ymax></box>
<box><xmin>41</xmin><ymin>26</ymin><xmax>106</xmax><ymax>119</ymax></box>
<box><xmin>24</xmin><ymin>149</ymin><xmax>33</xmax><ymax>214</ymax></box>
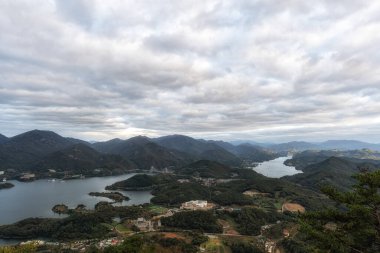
<box><xmin>1</xmin><ymin>0</ymin><xmax>380</xmax><ymax>142</ymax></box>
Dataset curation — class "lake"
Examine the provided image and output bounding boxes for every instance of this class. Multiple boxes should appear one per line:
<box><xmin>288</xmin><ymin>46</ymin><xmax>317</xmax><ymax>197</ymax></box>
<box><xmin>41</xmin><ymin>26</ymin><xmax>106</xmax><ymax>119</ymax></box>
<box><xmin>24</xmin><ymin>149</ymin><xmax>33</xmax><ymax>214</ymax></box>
<box><xmin>252</xmin><ymin>156</ymin><xmax>302</xmax><ymax>178</ymax></box>
<box><xmin>0</xmin><ymin>174</ymin><xmax>153</xmax><ymax>225</ymax></box>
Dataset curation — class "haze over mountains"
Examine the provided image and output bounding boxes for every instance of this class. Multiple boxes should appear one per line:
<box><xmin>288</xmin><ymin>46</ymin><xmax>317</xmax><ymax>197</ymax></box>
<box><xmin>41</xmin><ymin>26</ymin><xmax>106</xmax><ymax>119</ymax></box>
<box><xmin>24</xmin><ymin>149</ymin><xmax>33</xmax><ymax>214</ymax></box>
<box><xmin>234</xmin><ymin>140</ymin><xmax>380</xmax><ymax>152</ymax></box>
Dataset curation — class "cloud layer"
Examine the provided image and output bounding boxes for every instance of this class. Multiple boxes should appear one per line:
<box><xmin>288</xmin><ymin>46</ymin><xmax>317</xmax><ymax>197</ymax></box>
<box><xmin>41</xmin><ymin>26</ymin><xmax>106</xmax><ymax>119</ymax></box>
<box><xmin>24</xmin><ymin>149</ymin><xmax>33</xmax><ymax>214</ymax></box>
<box><xmin>1</xmin><ymin>0</ymin><xmax>380</xmax><ymax>142</ymax></box>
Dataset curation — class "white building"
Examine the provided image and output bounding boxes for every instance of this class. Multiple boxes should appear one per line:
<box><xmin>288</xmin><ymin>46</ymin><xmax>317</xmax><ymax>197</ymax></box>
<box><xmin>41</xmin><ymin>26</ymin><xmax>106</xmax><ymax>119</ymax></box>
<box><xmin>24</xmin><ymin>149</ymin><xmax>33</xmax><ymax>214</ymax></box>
<box><xmin>180</xmin><ymin>200</ymin><xmax>210</xmax><ymax>210</ymax></box>
<box><xmin>134</xmin><ymin>218</ymin><xmax>154</xmax><ymax>232</ymax></box>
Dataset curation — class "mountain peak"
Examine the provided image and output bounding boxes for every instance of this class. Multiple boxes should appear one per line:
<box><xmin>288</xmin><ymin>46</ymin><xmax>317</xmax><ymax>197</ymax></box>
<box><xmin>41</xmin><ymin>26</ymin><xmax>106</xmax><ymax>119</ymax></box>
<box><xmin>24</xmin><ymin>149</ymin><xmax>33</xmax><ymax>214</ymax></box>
<box><xmin>0</xmin><ymin>133</ymin><xmax>8</xmax><ymax>144</ymax></box>
<box><xmin>12</xmin><ymin>129</ymin><xmax>63</xmax><ymax>140</ymax></box>
<box><xmin>126</xmin><ymin>135</ymin><xmax>151</xmax><ymax>145</ymax></box>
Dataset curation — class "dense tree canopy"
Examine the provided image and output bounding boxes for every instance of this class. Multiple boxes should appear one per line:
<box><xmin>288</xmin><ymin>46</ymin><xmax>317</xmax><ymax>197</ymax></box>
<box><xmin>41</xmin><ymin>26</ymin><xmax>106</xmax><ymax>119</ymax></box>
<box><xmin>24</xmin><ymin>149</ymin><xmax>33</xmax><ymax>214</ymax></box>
<box><xmin>300</xmin><ymin>170</ymin><xmax>380</xmax><ymax>253</ymax></box>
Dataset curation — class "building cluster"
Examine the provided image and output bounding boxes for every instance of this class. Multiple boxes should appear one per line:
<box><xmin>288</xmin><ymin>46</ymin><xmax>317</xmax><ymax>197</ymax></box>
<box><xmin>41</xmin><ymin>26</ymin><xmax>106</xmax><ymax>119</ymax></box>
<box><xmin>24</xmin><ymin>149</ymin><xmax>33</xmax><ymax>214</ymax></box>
<box><xmin>130</xmin><ymin>200</ymin><xmax>214</xmax><ymax>232</ymax></box>
<box><xmin>132</xmin><ymin>217</ymin><xmax>158</xmax><ymax>232</ymax></box>
<box><xmin>265</xmin><ymin>240</ymin><xmax>276</xmax><ymax>253</ymax></box>
<box><xmin>180</xmin><ymin>200</ymin><xmax>214</xmax><ymax>210</ymax></box>
<box><xmin>194</xmin><ymin>177</ymin><xmax>239</xmax><ymax>187</ymax></box>
<box><xmin>18</xmin><ymin>238</ymin><xmax>123</xmax><ymax>252</ymax></box>
<box><xmin>19</xmin><ymin>173</ymin><xmax>36</xmax><ymax>181</ymax></box>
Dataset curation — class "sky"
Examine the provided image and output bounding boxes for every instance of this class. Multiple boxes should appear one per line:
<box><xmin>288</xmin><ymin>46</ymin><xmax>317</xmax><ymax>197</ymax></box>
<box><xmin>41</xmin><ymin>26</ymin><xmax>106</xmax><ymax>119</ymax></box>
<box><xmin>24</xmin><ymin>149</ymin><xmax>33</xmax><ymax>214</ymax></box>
<box><xmin>1</xmin><ymin>0</ymin><xmax>380</xmax><ymax>143</ymax></box>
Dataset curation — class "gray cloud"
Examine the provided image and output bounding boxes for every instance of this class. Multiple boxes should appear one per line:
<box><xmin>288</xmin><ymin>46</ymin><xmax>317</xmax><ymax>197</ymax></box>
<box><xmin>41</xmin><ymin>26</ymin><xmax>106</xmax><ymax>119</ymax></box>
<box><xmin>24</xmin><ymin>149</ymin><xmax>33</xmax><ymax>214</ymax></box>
<box><xmin>0</xmin><ymin>0</ymin><xmax>379</xmax><ymax>142</ymax></box>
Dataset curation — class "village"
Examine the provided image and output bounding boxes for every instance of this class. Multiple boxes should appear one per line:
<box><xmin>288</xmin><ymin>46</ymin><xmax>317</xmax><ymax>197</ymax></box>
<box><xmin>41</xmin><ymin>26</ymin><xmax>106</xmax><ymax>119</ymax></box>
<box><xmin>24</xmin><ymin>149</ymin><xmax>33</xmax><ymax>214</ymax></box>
<box><xmin>11</xmin><ymin>198</ymin><xmax>300</xmax><ymax>253</ymax></box>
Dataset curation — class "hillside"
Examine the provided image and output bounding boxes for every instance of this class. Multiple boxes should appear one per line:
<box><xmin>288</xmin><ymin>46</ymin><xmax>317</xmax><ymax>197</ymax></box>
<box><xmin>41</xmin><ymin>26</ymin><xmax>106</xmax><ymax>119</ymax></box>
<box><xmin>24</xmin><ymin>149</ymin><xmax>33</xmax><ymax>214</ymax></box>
<box><xmin>92</xmin><ymin>136</ymin><xmax>192</xmax><ymax>170</ymax></box>
<box><xmin>0</xmin><ymin>130</ymin><xmax>76</xmax><ymax>170</ymax></box>
<box><xmin>176</xmin><ymin>160</ymin><xmax>233</xmax><ymax>178</ymax></box>
<box><xmin>154</xmin><ymin>135</ymin><xmax>217</xmax><ymax>155</ymax></box>
<box><xmin>285</xmin><ymin>149</ymin><xmax>380</xmax><ymax>170</ymax></box>
<box><xmin>154</xmin><ymin>135</ymin><xmax>241</xmax><ymax>165</ymax></box>
<box><xmin>233</xmin><ymin>143</ymin><xmax>278</xmax><ymax>162</ymax></box>
<box><xmin>284</xmin><ymin>156</ymin><xmax>378</xmax><ymax>191</ymax></box>
<box><xmin>0</xmin><ymin>134</ymin><xmax>8</xmax><ymax>144</ymax></box>
<box><xmin>106</xmin><ymin>173</ymin><xmax>175</xmax><ymax>190</ymax></box>
<box><xmin>34</xmin><ymin>144</ymin><xmax>136</xmax><ymax>176</ymax></box>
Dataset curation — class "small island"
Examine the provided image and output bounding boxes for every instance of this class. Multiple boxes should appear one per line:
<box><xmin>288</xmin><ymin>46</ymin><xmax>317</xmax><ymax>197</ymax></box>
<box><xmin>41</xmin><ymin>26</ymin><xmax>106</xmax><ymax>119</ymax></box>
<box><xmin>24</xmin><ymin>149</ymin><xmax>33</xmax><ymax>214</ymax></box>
<box><xmin>106</xmin><ymin>174</ymin><xmax>156</xmax><ymax>190</ymax></box>
<box><xmin>52</xmin><ymin>204</ymin><xmax>69</xmax><ymax>214</ymax></box>
<box><xmin>0</xmin><ymin>182</ymin><xmax>14</xmax><ymax>190</ymax></box>
<box><xmin>89</xmin><ymin>191</ymin><xmax>129</xmax><ymax>202</ymax></box>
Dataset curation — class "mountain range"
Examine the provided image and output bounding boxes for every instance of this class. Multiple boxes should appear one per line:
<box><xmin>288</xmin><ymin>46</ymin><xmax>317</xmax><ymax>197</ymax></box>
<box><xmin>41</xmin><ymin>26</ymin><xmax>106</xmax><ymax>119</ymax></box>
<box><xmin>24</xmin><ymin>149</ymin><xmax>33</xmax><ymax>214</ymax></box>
<box><xmin>233</xmin><ymin>140</ymin><xmax>380</xmax><ymax>152</ymax></box>
<box><xmin>0</xmin><ymin>130</ymin><xmax>276</xmax><ymax>176</ymax></box>
<box><xmin>0</xmin><ymin>134</ymin><xmax>8</xmax><ymax>144</ymax></box>
<box><xmin>2</xmin><ymin>129</ymin><xmax>380</xmax><ymax>185</ymax></box>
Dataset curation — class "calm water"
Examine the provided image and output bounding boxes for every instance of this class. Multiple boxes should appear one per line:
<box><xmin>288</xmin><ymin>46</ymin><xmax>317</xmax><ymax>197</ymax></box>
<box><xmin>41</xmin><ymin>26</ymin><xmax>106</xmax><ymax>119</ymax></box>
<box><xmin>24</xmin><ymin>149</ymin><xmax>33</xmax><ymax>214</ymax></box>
<box><xmin>252</xmin><ymin>156</ymin><xmax>302</xmax><ymax>178</ymax></box>
<box><xmin>0</xmin><ymin>174</ymin><xmax>152</xmax><ymax>225</ymax></box>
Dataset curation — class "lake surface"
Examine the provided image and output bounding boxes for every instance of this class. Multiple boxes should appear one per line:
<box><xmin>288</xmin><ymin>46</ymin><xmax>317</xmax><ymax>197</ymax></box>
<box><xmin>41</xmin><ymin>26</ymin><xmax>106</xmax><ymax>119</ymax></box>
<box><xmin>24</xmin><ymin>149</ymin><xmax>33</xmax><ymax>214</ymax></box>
<box><xmin>0</xmin><ymin>174</ymin><xmax>153</xmax><ymax>225</ymax></box>
<box><xmin>252</xmin><ymin>156</ymin><xmax>302</xmax><ymax>178</ymax></box>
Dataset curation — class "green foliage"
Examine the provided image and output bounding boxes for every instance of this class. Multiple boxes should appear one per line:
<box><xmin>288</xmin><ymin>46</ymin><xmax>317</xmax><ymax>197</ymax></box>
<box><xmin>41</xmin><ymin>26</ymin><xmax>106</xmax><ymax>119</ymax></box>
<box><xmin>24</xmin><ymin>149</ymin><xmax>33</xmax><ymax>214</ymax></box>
<box><xmin>94</xmin><ymin>201</ymin><xmax>148</xmax><ymax>220</ymax></box>
<box><xmin>161</xmin><ymin>210</ymin><xmax>223</xmax><ymax>233</ymax></box>
<box><xmin>279</xmin><ymin>238</ymin><xmax>309</xmax><ymax>253</ymax></box>
<box><xmin>52</xmin><ymin>213</ymin><xmax>110</xmax><ymax>240</ymax></box>
<box><xmin>226</xmin><ymin>207</ymin><xmax>281</xmax><ymax>235</ymax></box>
<box><xmin>0</xmin><ymin>213</ymin><xmax>111</xmax><ymax>240</ymax></box>
<box><xmin>300</xmin><ymin>170</ymin><xmax>380</xmax><ymax>252</ymax></box>
<box><xmin>190</xmin><ymin>232</ymin><xmax>208</xmax><ymax>245</ymax></box>
<box><xmin>106</xmin><ymin>174</ymin><xmax>155</xmax><ymax>190</ymax></box>
<box><xmin>211</xmin><ymin>190</ymin><xmax>253</xmax><ymax>206</ymax></box>
<box><xmin>0</xmin><ymin>183</ymin><xmax>14</xmax><ymax>190</ymax></box>
<box><xmin>178</xmin><ymin>160</ymin><xmax>233</xmax><ymax>178</ymax></box>
<box><xmin>151</xmin><ymin>182</ymin><xmax>210</xmax><ymax>205</ymax></box>
<box><xmin>103</xmin><ymin>234</ymin><xmax>197</xmax><ymax>253</ymax></box>
<box><xmin>0</xmin><ymin>244</ymin><xmax>37</xmax><ymax>253</ymax></box>
<box><xmin>227</xmin><ymin>242</ymin><xmax>263</xmax><ymax>253</ymax></box>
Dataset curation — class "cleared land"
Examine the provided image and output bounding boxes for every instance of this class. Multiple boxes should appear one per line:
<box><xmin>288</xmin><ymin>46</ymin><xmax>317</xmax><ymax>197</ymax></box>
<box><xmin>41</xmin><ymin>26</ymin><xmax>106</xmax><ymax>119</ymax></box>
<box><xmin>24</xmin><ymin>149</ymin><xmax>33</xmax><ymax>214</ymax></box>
<box><xmin>282</xmin><ymin>203</ymin><xmax>305</xmax><ymax>213</ymax></box>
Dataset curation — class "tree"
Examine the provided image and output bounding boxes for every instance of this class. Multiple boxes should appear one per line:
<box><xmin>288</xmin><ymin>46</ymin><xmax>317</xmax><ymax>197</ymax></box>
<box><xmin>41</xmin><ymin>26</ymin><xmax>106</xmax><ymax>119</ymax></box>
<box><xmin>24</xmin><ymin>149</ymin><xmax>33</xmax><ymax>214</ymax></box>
<box><xmin>300</xmin><ymin>170</ymin><xmax>380</xmax><ymax>252</ymax></box>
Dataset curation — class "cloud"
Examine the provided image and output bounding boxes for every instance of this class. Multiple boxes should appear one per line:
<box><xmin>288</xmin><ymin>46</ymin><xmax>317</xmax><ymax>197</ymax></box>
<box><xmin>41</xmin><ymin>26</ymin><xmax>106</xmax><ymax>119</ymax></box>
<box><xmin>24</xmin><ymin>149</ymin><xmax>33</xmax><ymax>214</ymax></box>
<box><xmin>0</xmin><ymin>0</ymin><xmax>379</xmax><ymax>142</ymax></box>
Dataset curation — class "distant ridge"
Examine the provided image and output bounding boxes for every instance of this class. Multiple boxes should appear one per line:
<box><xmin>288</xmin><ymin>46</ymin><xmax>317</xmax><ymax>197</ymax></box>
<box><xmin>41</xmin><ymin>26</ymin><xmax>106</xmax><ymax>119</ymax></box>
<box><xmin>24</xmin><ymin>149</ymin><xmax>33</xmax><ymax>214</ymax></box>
<box><xmin>35</xmin><ymin>143</ymin><xmax>136</xmax><ymax>175</ymax></box>
<box><xmin>0</xmin><ymin>130</ymin><xmax>75</xmax><ymax>169</ymax></box>
<box><xmin>265</xmin><ymin>140</ymin><xmax>380</xmax><ymax>152</ymax></box>
<box><xmin>92</xmin><ymin>135</ymin><xmax>193</xmax><ymax>170</ymax></box>
<box><xmin>177</xmin><ymin>159</ymin><xmax>233</xmax><ymax>178</ymax></box>
<box><xmin>153</xmin><ymin>135</ymin><xmax>240</xmax><ymax>165</ymax></box>
<box><xmin>0</xmin><ymin>134</ymin><xmax>8</xmax><ymax>144</ymax></box>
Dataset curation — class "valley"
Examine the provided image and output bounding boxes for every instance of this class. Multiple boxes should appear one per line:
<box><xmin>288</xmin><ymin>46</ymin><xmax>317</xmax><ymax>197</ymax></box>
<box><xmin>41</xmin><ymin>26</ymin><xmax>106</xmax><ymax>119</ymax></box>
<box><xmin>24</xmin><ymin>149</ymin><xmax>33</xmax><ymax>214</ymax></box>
<box><xmin>0</xmin><ymin>130</ymin><xmax>380</xmax><ymax>252</ymax></box>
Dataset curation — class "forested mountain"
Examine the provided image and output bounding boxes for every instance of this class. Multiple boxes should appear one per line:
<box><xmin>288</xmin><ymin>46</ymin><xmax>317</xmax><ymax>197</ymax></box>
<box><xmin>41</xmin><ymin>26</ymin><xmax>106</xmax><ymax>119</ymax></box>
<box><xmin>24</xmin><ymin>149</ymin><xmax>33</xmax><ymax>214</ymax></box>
<box><xmin>154</xmin><ymin>135</ymin><xmax>221</xmax><ymax>155</ymax></box>
<box><xmin>285</xmin><ymin>149</ymin><xmax>380</xmax><ymax>170</ymax></box>
<box><xmin>0</xmin><ymin>130</ymin><xmax>277</xmax><ymax>173</ymax></box>
<box><xmin>153</xmin><ymin>135</ymin><xmax>240</xmax><ymax>165</ymax></box>
<box><xmin>3</xmin><ymin>129</ymin><xmax>379</xmax><ymax>184</ymax></box>
<box><xmin>0</xmin><ymin>130</ymin><xmax>76</xmax><ymax>169</ymax></box>
<box><xmin>92</xmin><ymin>136</ymin><xmax>192</xmax><ymax>170</ymax></box>
<box><xmin>284</xmin><ymin>156</ymin><xmax>380</xmax><ymax>191</ymax></box>
<box><xmin>0</xmin><ymin>134</ymin><xmax>8</xmax><ymax>144</ymax></box>
<box><xmin>232</xmin><ymin>143</ymin><xmax>278</xmax><ymax>162</ymax></box>
<box><xmin>34</xmin><ymin>144</ymin><xmax>136</xmax><ymax>175</ymax></box>
<box><xmin>176</xmin><ymin>159</ymin><xmax>233</xmax><ymax>178</ymax></box>
<box><xmin>154</xmin><ymin>135</ymin><xmax>276</xmax><ymax>165</ymax></box>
